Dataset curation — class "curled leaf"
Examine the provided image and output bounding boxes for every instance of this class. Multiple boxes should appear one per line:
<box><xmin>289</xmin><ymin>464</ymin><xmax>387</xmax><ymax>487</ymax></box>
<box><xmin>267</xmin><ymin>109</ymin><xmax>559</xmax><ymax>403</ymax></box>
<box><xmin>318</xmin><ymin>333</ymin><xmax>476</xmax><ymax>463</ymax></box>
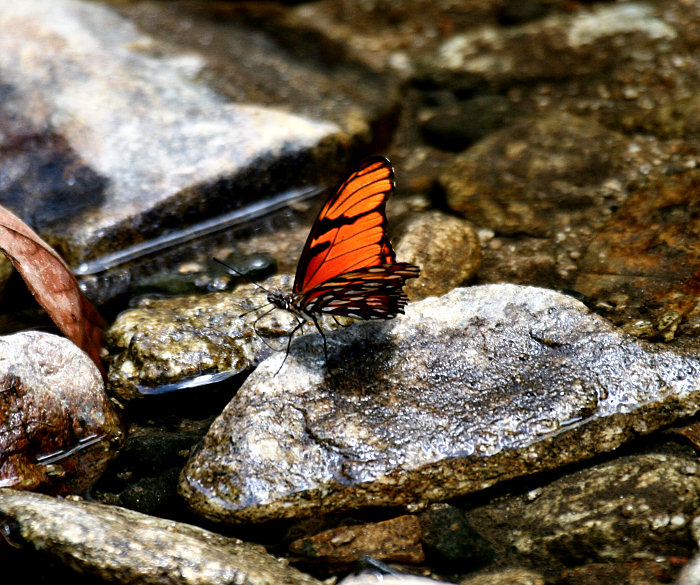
<box><xmin>0</xmin><ymin>204</ymin><xmax>105</xmax><ymax>378</ymax></box>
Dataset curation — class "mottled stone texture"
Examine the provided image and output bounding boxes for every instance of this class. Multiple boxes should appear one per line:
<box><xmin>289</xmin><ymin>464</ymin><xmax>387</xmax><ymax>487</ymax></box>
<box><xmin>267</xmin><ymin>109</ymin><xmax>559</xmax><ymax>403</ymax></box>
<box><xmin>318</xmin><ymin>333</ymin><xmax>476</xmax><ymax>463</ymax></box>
<box><xmin>0</xmin><ymin>332</ymin><xmax>124</xmax><ymax>494</ymax></box>
<box><xmin>0</xmin><ymin>0</ymin><xmax>340</xmax><ymax>265</ymax></box>
<box><xmin>0</xmin><ymin>489</ymin><xmax>322</xmax><ymax>585</ymax></box>
<box><xmin>180</xmin><ymin>284</ymin><xmax>700</xmax><ymax>524</ymax></box>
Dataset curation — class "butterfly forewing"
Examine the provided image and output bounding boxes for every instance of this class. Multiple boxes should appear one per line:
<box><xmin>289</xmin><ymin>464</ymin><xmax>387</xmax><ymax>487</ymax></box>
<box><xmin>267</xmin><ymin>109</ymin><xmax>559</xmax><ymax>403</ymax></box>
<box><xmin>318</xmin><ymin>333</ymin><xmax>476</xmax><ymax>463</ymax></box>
<box><xmin>293</xmin><ymin>157</ymin><xmax>397</xmax><ymax>294</ymax></box>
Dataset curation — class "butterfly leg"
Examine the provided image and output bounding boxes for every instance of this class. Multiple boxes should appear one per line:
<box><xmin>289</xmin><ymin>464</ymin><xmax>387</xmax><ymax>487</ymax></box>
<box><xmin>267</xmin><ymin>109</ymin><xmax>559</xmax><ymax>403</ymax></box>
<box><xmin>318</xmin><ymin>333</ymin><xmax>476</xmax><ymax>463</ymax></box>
<box><xmin>311</xmin><ymin>315</ymin><xmax>329</xmax><ymax>364</ymax></box>
<box><xmin>251</xmin><ymin>306</ymin><xmax>278</xmax><ymax>353</ymax></box>
<box><xmin>275</xmin><ymin>318</ymin><xmax>306</xmax><ymax>375</ymax></box>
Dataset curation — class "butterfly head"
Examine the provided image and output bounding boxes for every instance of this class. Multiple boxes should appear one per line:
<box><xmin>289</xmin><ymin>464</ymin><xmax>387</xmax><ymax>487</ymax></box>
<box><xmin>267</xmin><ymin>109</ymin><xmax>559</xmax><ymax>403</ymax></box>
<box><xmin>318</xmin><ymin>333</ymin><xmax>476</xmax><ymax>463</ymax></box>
<box><xmin>267</xmin><ymin>291</ymin><xmax>292</xmax><ymax>313</ymax></box>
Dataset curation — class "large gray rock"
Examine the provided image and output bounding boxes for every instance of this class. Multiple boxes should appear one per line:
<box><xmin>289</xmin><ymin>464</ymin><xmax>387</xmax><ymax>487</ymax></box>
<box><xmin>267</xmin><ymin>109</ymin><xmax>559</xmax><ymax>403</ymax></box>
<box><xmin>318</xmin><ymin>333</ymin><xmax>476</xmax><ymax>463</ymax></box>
<box><xmin>179</xmin><ymin>284</ymin><xmax>700</xmax><ymax>524</ymax></box>
<box><xmin>0</xmin><ymin>0</ymin><xmax>340</xmax><ymax>267</ymax></box>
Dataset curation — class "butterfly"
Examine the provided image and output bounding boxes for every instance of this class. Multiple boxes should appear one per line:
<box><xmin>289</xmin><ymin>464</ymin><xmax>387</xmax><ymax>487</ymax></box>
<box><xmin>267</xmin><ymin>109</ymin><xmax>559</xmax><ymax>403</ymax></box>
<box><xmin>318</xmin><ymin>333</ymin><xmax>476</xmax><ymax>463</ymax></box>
<box><xmin>224</xmin><ymin>156</ymin><xmax>420</xmax><ymax>369</ymax></box>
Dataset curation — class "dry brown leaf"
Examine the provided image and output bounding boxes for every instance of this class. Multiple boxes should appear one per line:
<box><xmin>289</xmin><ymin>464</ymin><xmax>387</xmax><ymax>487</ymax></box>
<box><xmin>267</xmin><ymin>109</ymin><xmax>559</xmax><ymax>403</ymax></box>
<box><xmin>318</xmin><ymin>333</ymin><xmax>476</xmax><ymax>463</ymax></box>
<box><xmin>0</xmin><ymin>204</ymin><xmax>106</xmax><ymax>378</ymax></box>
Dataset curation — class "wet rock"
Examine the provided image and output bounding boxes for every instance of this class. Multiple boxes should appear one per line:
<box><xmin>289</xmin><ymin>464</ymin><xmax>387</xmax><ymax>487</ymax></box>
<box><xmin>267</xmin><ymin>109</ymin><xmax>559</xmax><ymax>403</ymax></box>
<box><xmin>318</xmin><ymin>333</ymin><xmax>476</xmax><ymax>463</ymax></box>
<box><xmin>574</xmin><ymin>169</ymin><xmax>700</xmax><ymax>341</ymax></box>
<box><xmin>560</xmin><ymin>560</ymin><xmax>679</xmax><ymax>585</ymax></box>
<box><xmin>0</xmin><ymin>0</ymin><xmax>343</xmax><ymax>266</ymax></box>
<box><xmin>674</xmin><ymin>514</ymin><xmax>700</xmax><ymax>585</ymax></box>
<box><xmin>0</xmin><ymin>489</ymin><xmax>322</xmax><ymax>585</ymax></box>
<box><xmin>107</xmin><ymin>274</ymin><xmax>346</xmax><ymax>400</ymax></box>
<box><xmin>420</xmin><ymin>3</ymin><xmax>678</xmax><ymax>92</ymax></box>
<box><xmin>289</xmin><ymin>514</ymin><xmax>424</xmax><ymax>571</ymax></box>
<box><xmin>418</xmin><ymin>504</ymin><xmax>493</xmax><ymax>568</ymax></box>
<box><xmin>339</xmin><ymin>573</ymin><xmax>453</xmax><ymax>585</ymax></box>
<box><xmin>439</xmin><ymin>112</ymin><xmax>629</xmax><ymax>238</ymax></box>
<box><xmin>396</xmin><ymin>210</ymin><xmax>481</xmax><ymax>300</ymax></box>
<box><xmin>420</xmin><ymin>95</ymin><xmax>522</xmax><ymax>152</ymax></box>
<box><xmin>459</xmin><ymin>568</ymin><xmax>545</xmax><ymax>585</ymax></box>
<box><xmin>278</xmin><ymin>1</ymin><xmax>502</xmax><ymax>77</ymax></box>
<box><xmin>0</xmin><ymin>331</ymin><xmax>124</xmax><ymax>494</ymax></box>
<box><xmin>0</xmin><ymin>108</ymin><xmax>106</xmax><ymax>253</ymax></box>
<box><xmin>118</xmin><ymin>1</ymin><xmax>398</xmax><ymax>135</ymax></box>
<box><xmin>179</xmin><ymin>284</ymin><xmax>700</xmax><ymax>524</ymax></box>
<box><xmin>467</xmin><ymin>453</ymin><xmax>700</xmax><ymax>572</ymax></box>
<box><xmin>677</xmin><ymin>554</ymin><xmax>700</xmax><ymax>585</ymax></box>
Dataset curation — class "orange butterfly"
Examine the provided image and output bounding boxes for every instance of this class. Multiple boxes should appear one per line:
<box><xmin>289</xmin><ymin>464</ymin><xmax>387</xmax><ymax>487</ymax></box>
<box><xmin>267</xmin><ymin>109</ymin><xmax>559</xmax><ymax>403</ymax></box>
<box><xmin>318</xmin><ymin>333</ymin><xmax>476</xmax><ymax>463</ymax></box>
<box><xmin>266</xmin><ymin>156</ymin><xmax>420</xmax><ymax>363</ymax></box>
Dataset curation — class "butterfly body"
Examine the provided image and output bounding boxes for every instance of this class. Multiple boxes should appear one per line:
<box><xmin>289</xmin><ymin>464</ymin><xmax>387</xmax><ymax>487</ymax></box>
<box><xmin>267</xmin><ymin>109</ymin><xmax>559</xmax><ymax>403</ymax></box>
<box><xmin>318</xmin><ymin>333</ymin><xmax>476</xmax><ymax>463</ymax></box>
<box><xmin>261</xmin><ymin>156</ymin><xmax>419</xmax><ymax>367</ymax></box>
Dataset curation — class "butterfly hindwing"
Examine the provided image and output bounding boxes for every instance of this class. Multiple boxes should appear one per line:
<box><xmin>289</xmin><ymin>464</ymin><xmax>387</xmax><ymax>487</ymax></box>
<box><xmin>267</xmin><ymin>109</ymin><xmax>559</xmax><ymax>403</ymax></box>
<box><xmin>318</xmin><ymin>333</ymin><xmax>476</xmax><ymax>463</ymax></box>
<box><xmin>296</xmin><ymin>263</ymin><xmax>420</xmax><ymax>319</ymax></box>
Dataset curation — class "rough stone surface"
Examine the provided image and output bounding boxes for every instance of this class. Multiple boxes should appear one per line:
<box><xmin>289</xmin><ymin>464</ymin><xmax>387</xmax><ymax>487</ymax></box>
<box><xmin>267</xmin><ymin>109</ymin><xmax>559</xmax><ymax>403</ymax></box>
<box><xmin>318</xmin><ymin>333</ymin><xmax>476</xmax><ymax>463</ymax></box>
<box><xmin>396</xmin><ymin>210</ymin><xmax>481</xmax><ymax>300</ymax></box>
<box><xmin>574</xmin><ymin>170</ymin><xmax>700</xmax><ymax>341</ymax></box>
<box><xmin>0</xmin><ymin>332</ymin><xmax>124</xmax><ymax>494</ymax></box>
<box><xmin>421</xmin><ymin>3</ymin><xmax>677</xmax><ymax>91</ymax></box>
<box><xmin>179</xmin><ymin>284</ymin><xmax>700</xmax><ymax>524</ymax></box>
<box><xmin>338</xmin><ymin>574</ymin><xmax>453</xmax><ymax>585</ymax></box>
<box><xmin>0</xmin><ymin>489</ymin><xmax>322</xmax><ymax>585</ymax></box>
<box><xmin>459</xmin><ymin>569</ymin><xmax>545</xmax><ymax>585</ymax></box>
<box><xmin>677</xmin><ymin>554</ymin><xmax>700</xmax><ymax>585</ymax></box>
<box><xmin>439</xmin><ymin>112</ymin><xmax>629</xmax><ymax>238</ymax></box>
<box><xmin>467</xmin><ymin>453</ymin><xmax>700</xmax><ymax>571</ymax></box>
<box><xmin>289</xmin><ymin>514</ymin><xmax>425</xmax><ymax>570</ymax></box>
<box><xmin>558</xmin><ymin>560</ymin><xmax>679</xmax><ymax>585</ymax></box>
<box><xmin>106</xmin><ymin>274</ymin><xmax>345</xmax><ymax>399</ymax></box>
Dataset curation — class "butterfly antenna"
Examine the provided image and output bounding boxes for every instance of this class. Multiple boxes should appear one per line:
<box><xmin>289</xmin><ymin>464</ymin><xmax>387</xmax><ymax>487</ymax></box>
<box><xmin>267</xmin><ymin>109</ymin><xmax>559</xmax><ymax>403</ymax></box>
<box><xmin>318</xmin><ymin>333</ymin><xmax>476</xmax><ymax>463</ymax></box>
<box><xmin>213</xmin><ymin>257</ymin><xmax>276</xmax><ymax>296</ymax></box>
<box><xmin>239</xmin><ymin>302</ymin><xmax>271</xmax><ymax>319</ymax></box>
<box><xmin>214</xmin><ymin>257</ymin><xmax>276</xmax><ymax>318</ymax></box>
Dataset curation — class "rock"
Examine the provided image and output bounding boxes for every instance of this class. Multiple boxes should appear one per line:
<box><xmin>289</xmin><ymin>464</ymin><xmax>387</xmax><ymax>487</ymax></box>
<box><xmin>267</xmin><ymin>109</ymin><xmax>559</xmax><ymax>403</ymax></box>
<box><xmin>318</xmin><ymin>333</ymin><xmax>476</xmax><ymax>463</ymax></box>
<box><xmin>675</xmin><ymin>515</ymin><xmax>700</xmax><ymax>585</ymax></box>
<box><xmin>179</xmin><ymin>284</ymin><xmax>700</xmax><ymax>524</ymax></box>
<box><xmin>574</xmin><ymin>169</ymin><xmax>700</xmax><ymax>342</ymax></box>
<box><xmin>467</xmin><ymin>453</ymin><xmax>700</xmax><ymax>571</ymax></box>
<box><xmin>289</xmin><ymin>514</ymin><xmax>425</xmax><ymax>571</ymax></box>
<box><xmin>420</xmin><ymin>3</ymin><xmax>677</xmax><ymax>91</ymax></box>
<box><xmin>117</xmin><ymin>1</ymin><xmax>398</xmax><ymax>132</ymax></box>
<box><xmin>617</xmin><ymin>91</ymin><xmax>700</xmax><ymax>139</ymax></box>
<box><xmin>0</xmin><ymin>489</ymin><xmax>322</xmax><ymax>585</ymax></box>
<box><xmin>0</xmin><ymin>331</ymin><xmax>124</xmax><ymax>494</ymax></box>
<box><xmin>420</xmin><ymin>95</ymin><xmax>523</xmax><ymax>152</ymax></box>
<box><xmin>106</xmin><ymin>274</ymin><xmax>346</xmax><ymax>399</ymax></box>
<box><xmin>418</xmin><ymin>504</ymin><xmax>493</xmax><ymax>568</ymax></box>
<box><xmin>338</xmin><ymin>573</ymin><xmax>454</xmax><ymax>585</ymax></box>
<box><xmin>677</xmin><ymin>555</ymin><xmax>700</xmax><ymax>585</ymax></box>
<box><xmin>560</xmin><ymin>560</ymin><xmax>680</xmax><ymax>585</ymax></box>
<box><xmin>439</xmin><ymin>112</ymin><xmax>629</xmax><ymax>238</ymax></box>
<box><xmin>396</xmin><ymin>210</ymin><xmax>481</xmax><ymax>300</ymax></box>
<box><xmin>278</xmin><ymin>1</ymin><xmax>502</xmax><ymax>77</ymax></box>
<box><xmin>459</xmin><ymin>568</ymin><xmax>545</xmax><ymax>585</ymax></box>
<box><xmin>0</xmin><ymin>0</ymin><xmax>344</xmax><ymax>268</ymax></box>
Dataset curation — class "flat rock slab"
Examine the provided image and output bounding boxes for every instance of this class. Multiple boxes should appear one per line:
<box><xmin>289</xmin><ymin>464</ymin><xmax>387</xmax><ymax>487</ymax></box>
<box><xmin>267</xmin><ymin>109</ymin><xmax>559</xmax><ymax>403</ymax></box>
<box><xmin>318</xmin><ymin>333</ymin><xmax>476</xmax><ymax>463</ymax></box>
<box><xmin>179</xmin><ymin>284</ymin><xmax>700</xmax><ymax>524</ymax></box>
<box><xmin>0</xmin><ymin>0</ymin><xmax>339</xmax><ymax>265</ymax></box>
<box><xmin>0</xmin><ymin>489</ymin><xmax>321</xmax><ymax>585</ymax></box>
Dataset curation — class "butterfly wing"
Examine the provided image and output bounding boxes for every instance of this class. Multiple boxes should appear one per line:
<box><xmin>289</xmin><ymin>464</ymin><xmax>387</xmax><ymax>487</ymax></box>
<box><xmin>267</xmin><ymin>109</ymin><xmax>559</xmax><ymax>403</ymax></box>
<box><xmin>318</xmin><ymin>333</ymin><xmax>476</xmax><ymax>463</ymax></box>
<box><xmin>296</xmin><ymin>263</ymin><xmax>420</xmax><ymax>319</ymax></box>
<box><xmin>293</xmin><ymin>156</ymin><xmax>398</xmax><ymax>295</ymax></box>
